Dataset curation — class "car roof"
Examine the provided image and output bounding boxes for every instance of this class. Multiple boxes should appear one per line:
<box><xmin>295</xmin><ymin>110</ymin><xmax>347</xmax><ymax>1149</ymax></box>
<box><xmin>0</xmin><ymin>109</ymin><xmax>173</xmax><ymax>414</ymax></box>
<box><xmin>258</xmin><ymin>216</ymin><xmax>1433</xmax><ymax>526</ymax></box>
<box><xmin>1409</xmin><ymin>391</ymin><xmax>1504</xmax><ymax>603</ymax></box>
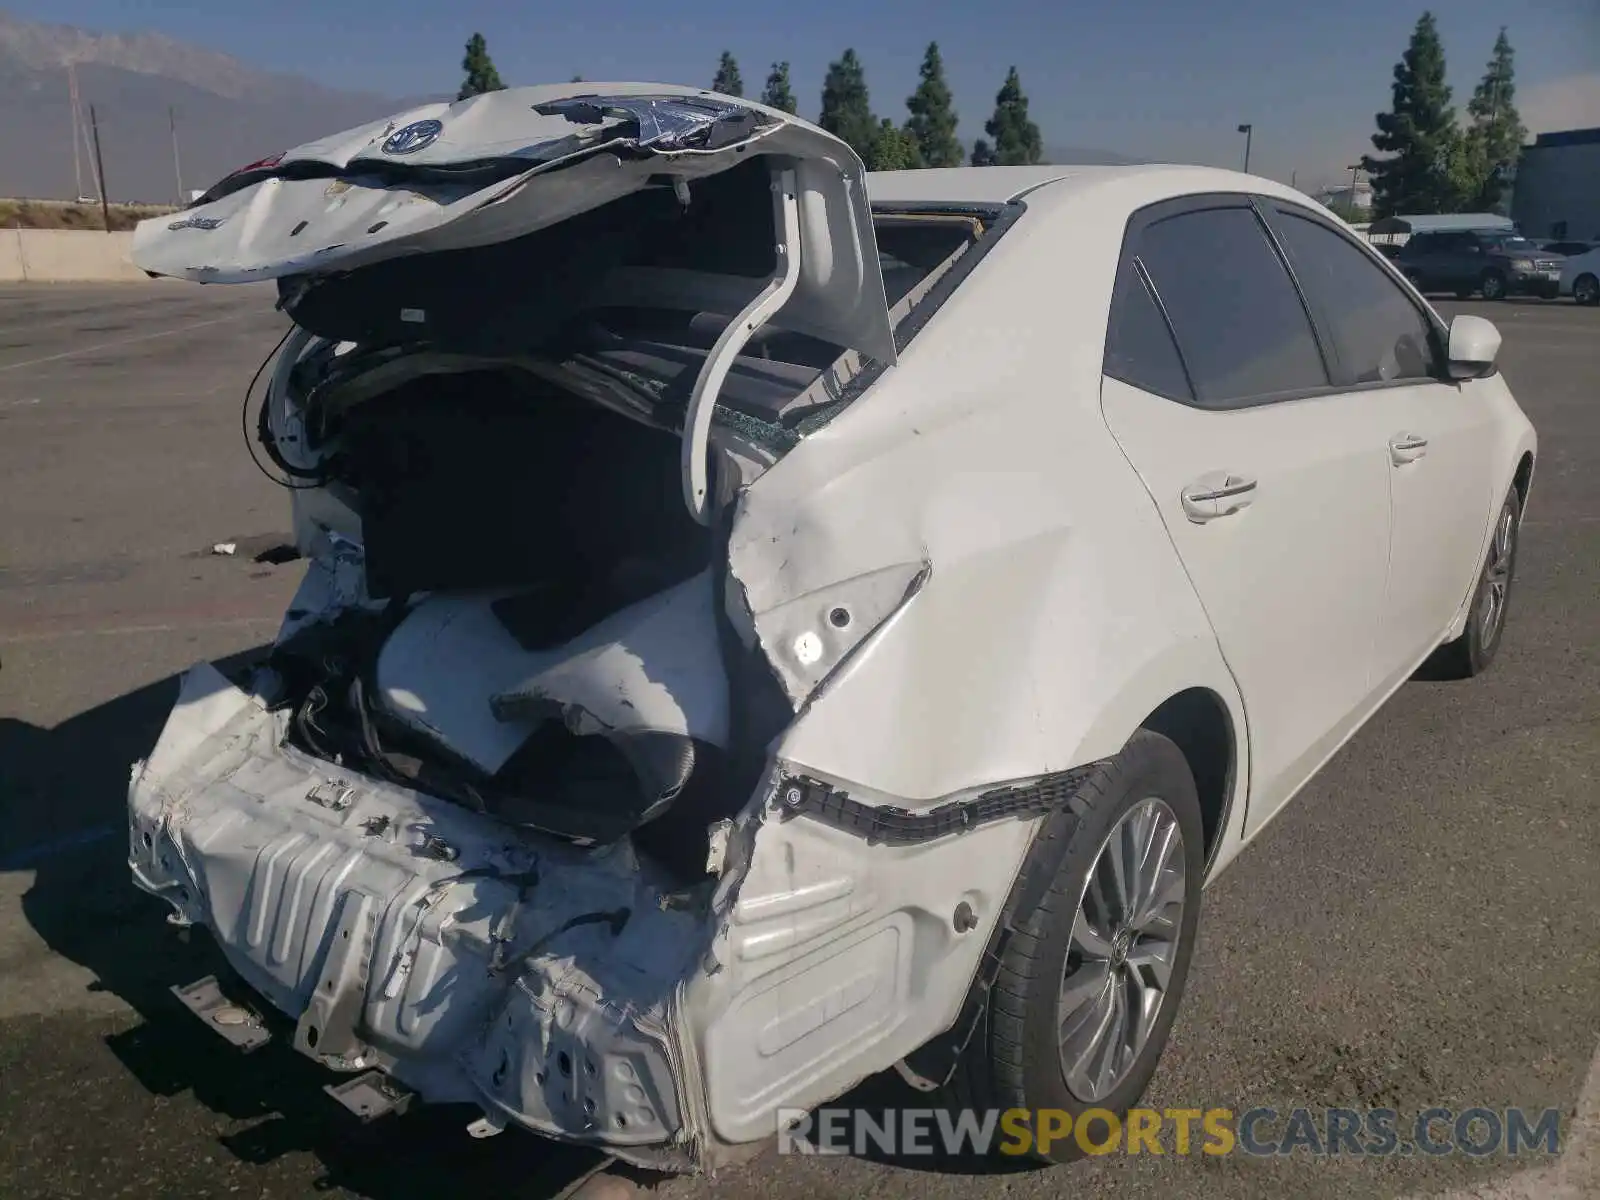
<box><xmin>865</xmin><ymin>163</ymin><xmax>1327</xmax><ymax>211</ymax></box>
<box><xmin>866</xmin><ymin>166</ymin><xmax>1091</xmax><ymax>203</ymax></box>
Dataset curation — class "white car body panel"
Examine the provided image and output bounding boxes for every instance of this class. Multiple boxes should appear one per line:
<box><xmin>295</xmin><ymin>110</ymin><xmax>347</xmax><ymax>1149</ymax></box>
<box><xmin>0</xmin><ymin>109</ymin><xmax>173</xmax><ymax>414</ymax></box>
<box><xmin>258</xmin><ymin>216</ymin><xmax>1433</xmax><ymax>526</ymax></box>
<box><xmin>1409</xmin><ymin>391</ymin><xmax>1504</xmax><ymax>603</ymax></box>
<box><xmin>1559</xmin><ymin>245</ymin><xmax>1600</xmax><ymax>297</ymax></box>
<box><xmin>1375</xmin><ymin>378</ymin><xmax>1503</xmax><ymax>668</ymax></box>
<box><xmin>123</xmin><ymin>125</ymin><xmax>1537</xmax><ymax>1174</ymax></box>
<box><xmin>1101</xmin><ymin>378</ymin><xmax>1391</xmax><ymax>836</ymax></box>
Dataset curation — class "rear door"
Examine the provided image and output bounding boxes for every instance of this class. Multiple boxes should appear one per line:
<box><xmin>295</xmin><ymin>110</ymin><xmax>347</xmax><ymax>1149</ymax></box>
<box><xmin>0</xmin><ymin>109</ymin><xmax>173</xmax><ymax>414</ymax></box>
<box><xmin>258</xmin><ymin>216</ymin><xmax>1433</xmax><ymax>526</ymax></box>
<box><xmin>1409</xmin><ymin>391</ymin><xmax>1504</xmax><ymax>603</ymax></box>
<box><xmin>1259</xmin><ymin>200</ymin><xmax>1500</xmax><ymax>681</ymax></box>
<box><xmin>1099</xmin><ymin>194</ymin><xmax>1393</xmax><ymax>835</ymax></box>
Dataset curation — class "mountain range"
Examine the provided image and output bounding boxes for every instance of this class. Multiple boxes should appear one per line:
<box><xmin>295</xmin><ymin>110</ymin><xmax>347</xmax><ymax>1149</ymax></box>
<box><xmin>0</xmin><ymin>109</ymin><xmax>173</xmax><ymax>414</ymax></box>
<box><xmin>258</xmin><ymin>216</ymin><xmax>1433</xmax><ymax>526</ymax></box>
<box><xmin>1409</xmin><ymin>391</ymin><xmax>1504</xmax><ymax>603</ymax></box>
<box><xmin>0</xmin><ymin>11</ymin><xmax>1134</xmax><ymax>204</ymax></box>
<box><xmin>0</xmin><ymin>12</ymin><xmax>429</xmax><ymax>201</ymax></box>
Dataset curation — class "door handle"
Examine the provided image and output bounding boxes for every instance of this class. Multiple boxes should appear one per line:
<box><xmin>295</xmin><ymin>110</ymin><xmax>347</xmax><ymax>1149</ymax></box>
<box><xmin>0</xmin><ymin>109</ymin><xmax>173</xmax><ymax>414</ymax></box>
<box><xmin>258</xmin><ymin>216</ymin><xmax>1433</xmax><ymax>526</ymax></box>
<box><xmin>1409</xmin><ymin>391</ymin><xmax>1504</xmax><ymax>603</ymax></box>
<box><xmin>1181</xmin><ymin>474</ymin><xmax>1257</xmax><ymax>522</ymax></box>
<box><xmin>1389</xmin><ymin>433</ymin><xmax>1429</xmax><ymax>464</ymax></box>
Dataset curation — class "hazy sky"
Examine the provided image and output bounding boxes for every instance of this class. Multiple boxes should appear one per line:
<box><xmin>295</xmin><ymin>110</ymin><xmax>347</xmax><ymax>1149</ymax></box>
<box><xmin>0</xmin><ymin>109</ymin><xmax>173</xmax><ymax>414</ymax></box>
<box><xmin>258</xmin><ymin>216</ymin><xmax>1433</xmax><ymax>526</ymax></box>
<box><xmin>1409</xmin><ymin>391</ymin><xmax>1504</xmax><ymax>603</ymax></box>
<box><xmin>10</xmin><ymin>0</ymin><xmax>1599</xmax><ymax>189</ymax></box>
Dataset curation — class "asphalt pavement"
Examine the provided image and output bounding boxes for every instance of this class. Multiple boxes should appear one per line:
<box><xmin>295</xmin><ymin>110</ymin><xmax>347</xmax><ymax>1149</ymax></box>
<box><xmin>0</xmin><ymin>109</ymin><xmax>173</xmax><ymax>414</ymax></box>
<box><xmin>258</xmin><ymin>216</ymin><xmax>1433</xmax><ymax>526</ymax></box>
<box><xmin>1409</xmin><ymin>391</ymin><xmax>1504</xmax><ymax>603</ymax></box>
<box><xmin>0</xmin><ymin>284</ymin><xmax>1595</xmax><ymax>1200</ymax></box>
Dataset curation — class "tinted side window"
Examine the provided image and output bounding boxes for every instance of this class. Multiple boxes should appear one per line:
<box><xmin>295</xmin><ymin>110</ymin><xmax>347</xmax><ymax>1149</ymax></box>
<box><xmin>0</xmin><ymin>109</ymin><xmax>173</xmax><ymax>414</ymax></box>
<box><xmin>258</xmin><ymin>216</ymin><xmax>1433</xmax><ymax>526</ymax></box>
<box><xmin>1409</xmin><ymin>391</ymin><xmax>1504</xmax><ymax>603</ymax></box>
<box><xmin>1272</xmin><ymin>210</ymin><xmax>1437</xmax><ymax>385</ymax></box>
<box><xmin>1104</xmin><ymin>263</ymin><xmax>1193</xmax><ymax>402</ymax></box>
<box><xmin>1135</xmin><ymin>205</ymin><xmax>1329</xmax><ymax>407</ymax></box>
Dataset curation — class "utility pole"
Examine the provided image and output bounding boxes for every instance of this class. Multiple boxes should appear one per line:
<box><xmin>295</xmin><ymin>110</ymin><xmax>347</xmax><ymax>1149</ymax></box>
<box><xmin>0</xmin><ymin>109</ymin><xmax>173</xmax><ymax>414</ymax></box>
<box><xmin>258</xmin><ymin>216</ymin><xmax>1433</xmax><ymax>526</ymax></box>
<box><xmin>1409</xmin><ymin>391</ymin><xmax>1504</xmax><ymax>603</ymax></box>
<box><xmin>67</xmin><ymin>64</ymin><xmax>84</xmax><ymax>201</ymax></box>
<box><xmin>89</xmin><ymin>105</ymin><xmax>111</xmax><ymax>233</ymax></box>
<box><xmin>169</xmin><ymin>107</ymin><xmax>184</xmax><ymax>204</ymax></box>
<box><xmin>1237</xmin><ymin>123</ymin><xmax>1253</xmax><ymax>174</ymax></box>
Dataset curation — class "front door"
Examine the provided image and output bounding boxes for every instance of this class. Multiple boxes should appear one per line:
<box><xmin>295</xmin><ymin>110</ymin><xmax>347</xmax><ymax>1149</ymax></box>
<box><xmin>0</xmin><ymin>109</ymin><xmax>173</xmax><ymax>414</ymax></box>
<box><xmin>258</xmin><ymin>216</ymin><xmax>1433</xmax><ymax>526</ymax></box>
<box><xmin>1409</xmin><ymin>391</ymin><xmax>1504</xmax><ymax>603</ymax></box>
<box><xmin>1257</xmin><ymin>199</ymin><xmax>1502</xmax><ymax>684</ymax></box>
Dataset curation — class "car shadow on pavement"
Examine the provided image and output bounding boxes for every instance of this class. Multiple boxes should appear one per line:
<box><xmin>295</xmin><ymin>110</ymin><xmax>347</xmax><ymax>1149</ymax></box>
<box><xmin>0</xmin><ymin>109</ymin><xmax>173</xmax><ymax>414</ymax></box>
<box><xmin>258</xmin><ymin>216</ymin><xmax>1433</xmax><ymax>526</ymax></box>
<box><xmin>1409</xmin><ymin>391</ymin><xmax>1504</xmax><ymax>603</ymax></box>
<box><xmin>6</xmin><ymin>649</ymin><xmax>608</xmax><ymax>1199</ymax></box>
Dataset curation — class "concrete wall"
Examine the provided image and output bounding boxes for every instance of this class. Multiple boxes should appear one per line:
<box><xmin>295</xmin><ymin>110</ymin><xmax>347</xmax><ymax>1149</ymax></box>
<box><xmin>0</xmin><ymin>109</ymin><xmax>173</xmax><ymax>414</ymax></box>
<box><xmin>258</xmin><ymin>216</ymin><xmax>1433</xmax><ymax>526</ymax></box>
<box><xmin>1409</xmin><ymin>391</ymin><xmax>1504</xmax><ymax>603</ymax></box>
<box><xmin>1512</xmin><ymin>141</ymin><xmax>1600</xmax><ymax>243</ymax></box>
<box><xmin>0</xmin><ymin>229</ymin><xmax>156</xmax><ymax>283</ymax></box>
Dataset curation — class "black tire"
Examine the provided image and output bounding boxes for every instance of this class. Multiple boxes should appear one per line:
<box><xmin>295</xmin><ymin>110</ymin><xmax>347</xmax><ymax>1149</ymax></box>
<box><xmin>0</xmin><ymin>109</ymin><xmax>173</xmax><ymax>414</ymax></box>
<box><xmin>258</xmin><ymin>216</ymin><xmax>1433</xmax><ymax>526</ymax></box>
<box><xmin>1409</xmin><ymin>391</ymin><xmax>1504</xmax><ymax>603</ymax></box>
<box><xmin>1480</xmin><ymin>269</ymin><xmax>1507</xmax><ymax>301</ymax></box>
<box><xmin>1424</xmin><ymin>486</ymin><xmax>1522</xmax><ymax>679</ymax></box>
<box><xmin>1574</xmin><ymin>273</ymin><xmax>1600</xmax><ymax>306</ymax></box>
<box><xmin>947</xmin><ymin>730</ymin><xmax>1205</xmax><ymax>1164</ymax></box>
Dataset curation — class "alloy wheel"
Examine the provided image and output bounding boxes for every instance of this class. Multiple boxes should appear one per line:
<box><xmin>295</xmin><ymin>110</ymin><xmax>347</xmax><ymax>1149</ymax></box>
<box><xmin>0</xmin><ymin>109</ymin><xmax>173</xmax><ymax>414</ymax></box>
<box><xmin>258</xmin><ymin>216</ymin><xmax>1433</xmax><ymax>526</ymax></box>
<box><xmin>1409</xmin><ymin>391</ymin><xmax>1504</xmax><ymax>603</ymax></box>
<box><xmin>1575</xmin><ymin>275</ymin><xmax>1599</xmax><ymax>306</ymax></box>
<box><xmin>1056</xmin><ymin>797</ymin><xmax>1187</xmax><ymax>1103</ymax></box>
<box><xmin>1477</xmin><ymin>502</ymin><xmax>1516</xmax><ymax>648</ymax></box>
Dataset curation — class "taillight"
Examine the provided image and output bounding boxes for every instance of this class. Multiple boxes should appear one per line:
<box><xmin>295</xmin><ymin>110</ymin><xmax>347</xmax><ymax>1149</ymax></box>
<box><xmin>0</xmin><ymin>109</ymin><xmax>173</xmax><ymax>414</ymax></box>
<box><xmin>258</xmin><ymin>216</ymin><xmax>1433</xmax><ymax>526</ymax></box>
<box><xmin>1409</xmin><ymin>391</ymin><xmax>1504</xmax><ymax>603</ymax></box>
<box><xmin>189</xmin><ymin>153</ymin><xmax>287</xmax><ymax>208</ymax></box>
<box><xmin>234</xmin><ymin>152</ymin><xmax>285</xmax><ymax>175</ymax></box>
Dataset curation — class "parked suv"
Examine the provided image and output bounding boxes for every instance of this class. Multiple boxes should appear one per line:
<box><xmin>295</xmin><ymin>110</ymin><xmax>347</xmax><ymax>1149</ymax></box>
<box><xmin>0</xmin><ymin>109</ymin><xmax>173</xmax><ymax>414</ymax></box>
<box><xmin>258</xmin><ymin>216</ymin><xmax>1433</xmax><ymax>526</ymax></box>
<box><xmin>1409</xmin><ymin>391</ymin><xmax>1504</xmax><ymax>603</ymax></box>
<box><xmin>1397</xmin><ymin>230</ymin><xmax>1564</xmax><ymax>300</ymax></box>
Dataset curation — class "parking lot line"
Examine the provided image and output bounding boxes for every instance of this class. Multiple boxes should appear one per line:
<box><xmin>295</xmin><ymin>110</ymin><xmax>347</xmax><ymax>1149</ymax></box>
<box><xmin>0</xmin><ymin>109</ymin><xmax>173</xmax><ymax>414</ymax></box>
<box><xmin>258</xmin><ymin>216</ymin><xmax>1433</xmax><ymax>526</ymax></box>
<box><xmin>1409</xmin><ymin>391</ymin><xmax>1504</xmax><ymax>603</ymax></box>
<box><xmin>0</xmin><ymin>312</ymin><xmax>257</xmax><ymax>375</ymax></box>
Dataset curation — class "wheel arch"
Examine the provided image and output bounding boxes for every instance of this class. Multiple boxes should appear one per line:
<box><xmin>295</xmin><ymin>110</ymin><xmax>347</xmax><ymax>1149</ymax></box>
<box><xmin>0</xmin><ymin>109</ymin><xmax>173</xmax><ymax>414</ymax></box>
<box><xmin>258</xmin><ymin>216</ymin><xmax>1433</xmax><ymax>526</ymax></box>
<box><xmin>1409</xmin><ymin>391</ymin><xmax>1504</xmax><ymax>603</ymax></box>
<box><xmin>1138</xmin><ymin>687</ymin><xmax>1238</xmax><ymax>877</ymax></box>
<box><xmin>1512</xmin><ymin>450</ymin><xmax>1535</xmax><ymax>512</ymax></box>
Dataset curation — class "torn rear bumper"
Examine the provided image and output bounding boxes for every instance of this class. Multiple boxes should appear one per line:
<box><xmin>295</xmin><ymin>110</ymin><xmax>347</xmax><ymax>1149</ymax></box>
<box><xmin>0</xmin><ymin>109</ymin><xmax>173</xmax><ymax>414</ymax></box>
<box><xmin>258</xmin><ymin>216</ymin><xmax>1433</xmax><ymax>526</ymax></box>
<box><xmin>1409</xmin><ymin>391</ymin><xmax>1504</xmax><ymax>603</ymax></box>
<box><xmin>128</xmin><ymin>661</ymin><xmax>706</xmax><ymax>1168</ymax></box>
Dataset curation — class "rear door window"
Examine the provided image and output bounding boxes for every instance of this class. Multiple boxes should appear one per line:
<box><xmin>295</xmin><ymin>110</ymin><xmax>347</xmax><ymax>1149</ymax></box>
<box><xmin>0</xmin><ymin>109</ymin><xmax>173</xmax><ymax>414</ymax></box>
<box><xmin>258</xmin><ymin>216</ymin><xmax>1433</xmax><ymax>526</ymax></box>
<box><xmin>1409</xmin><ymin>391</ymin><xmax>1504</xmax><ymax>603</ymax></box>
<box><xmin>1267</xmin><ymin>206</ymin><xmax>1438</xmax><ymax>385</ymax></box>
<box><xmin>1132</xmin><ymin>203</ymin><xmax>1330</xmax><ymax>408</ymax></box>
<box><xmin>1104</xmin><ymin>262</ymin><xmax>1194</xmax><ymax>402</ymax></box>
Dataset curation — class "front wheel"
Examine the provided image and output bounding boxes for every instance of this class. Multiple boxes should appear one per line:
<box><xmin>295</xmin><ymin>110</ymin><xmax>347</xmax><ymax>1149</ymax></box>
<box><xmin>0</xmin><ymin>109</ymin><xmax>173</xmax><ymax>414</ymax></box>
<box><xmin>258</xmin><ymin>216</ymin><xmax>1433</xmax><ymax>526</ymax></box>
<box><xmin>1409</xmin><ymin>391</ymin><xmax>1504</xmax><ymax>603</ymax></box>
<box><xmin>948</xmin><ymin>730</ymin><xmax>1205</xmax><ymax>1163</ymax></box>
<box><xmin>1425</xmin><ymin>486</ymin><xmax>1522</xmax><ymax>679</ymax></box>
<box><xmin>1574</xmin><ymin>273</ymin><xmax>1600</xmax><ymax>306</ymax></box>
<box><xmin>1480</xmin><ymin>270</ymin><xmax>1508</xmax><ymax>301</ymax></box>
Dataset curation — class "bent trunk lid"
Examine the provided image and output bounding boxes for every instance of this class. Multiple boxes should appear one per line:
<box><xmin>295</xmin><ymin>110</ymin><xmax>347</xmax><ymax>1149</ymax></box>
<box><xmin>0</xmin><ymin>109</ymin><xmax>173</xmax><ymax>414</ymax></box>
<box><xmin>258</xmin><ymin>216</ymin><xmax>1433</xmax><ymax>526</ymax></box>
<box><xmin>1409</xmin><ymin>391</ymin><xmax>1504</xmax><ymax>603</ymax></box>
<box><xmin>129</xmin><ymin>83</ymin><xmax>896</xmax><ymax>364</ymax></box>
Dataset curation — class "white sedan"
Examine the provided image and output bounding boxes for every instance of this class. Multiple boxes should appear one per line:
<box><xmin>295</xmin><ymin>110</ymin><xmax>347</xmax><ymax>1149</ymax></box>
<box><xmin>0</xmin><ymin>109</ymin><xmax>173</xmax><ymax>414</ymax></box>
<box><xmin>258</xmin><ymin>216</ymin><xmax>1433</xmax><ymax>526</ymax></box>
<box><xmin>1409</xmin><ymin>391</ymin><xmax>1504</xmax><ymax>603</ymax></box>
<box><xmin>1559</xmin><ymin>245</ymin><xmax>1600</xmax><ymax>304</ymax></box>
<box><xmin>125</xmin><ymin>83</ymin><xmax>1536</xmax><ymax>1174</ymax></box>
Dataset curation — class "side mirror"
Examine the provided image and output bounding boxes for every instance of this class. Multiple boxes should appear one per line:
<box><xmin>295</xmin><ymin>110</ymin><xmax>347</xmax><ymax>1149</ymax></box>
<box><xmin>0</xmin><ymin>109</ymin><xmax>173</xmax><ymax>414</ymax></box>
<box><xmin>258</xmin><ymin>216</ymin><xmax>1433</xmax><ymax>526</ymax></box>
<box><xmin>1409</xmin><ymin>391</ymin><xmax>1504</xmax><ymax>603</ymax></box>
<box><xmin>1446</xmin><ymin>314</ymin><xmax>1501</xmax><ymax>379</ymax></box>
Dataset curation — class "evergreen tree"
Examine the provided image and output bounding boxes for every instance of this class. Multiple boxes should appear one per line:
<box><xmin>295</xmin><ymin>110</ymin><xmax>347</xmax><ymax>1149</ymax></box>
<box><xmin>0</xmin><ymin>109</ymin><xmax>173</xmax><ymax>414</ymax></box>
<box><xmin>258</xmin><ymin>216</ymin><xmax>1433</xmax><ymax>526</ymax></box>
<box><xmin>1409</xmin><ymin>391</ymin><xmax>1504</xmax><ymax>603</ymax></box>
<box><xmin>905</xmin><ymin>42</ymin><xmax>961</xmax><ymax>168</ymax></box>
<box><xmin>868</xmin><ymin>120</ymin><xmax>921</xmax><ymax>171</ymax></box>
<box><xmin>761</xmin><ymin>61</ymin><xmax>797</xmax><ymax>114</ymax></box>
<box><xmin>970</xmin><ymin>138</ymin><xmax>998</xmax><ymax>167</ymax></box>
<box><xmin>982</xmin><ymin>68</ymin><xmax>1043</xmax><ymax>166</ymax></box>
<box><xmin>712</xmin><ymin>51</ymin><xmax>744</xmax><ymax>98</ymax></box>
<box><xmin>1461</xmin><ymin>28</ymin><xmax>1527</xmax><ymax>212</ymax></box>
<box><xmin>818</xmin><ymin>49</ymin><xmax>878</xmax><ymax>163</ymax></box>
<box><xmin>458</xmin><ymin>33</ymin><xmax>505</xmax><ymax>101</ymax></box>
<box><xmin>1361</xmin><ymin>12</ymin><xmax>1465</xmax><ymax>217</ymax></box>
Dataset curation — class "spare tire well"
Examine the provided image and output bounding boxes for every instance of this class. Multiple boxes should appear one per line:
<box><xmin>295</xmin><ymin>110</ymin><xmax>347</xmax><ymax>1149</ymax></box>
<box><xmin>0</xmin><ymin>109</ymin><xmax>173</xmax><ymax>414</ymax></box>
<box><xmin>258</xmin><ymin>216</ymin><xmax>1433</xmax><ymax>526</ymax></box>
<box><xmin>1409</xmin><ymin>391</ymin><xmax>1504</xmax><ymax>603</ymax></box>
<box><xmin>1140</xmin><ymin>688</ymin><xmax>1234</xmax><ymax>871</ymax></box>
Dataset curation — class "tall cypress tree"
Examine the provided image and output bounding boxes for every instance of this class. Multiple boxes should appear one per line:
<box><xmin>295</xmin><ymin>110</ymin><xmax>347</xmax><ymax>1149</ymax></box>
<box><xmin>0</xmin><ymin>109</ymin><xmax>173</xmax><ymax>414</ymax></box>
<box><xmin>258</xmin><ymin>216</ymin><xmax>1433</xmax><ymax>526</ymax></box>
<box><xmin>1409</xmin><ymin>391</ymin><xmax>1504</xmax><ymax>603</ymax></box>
<box><xmin>1361</xmin><ymin>12</ymin><xmax>1464</xmax><ymax>217</ymax></box>
<box><xmin>711</xmin><ymin>51</ymin><xmax>744</xmax><ymax>98</ymax></box>
<box><xmin>906</xmin><ymin>42</ymin><xmax>962</xmax><ymax>168</ymax></box>
<box><xmin>1461</xmin><ymin>28</ymin><xmax>1527</xmax><ymax>212</ymax></box>
<box><xmin>761</xmin><ymin>62</ymin><xmax>797</xmax><ymax>114</ymax></box>
<box><xmin>818</xmin><ymin>49</ymin><xmax>878</xmax><ymax>163</ymax></box>
<box><xmin>458</xmin><ymin>33</ymin><xmax>505</xmax><ymax>100</ymax></box>
<box><xmin>970</xmin><ymin>138</ymin><xmax>998</xmax><ymax>167</ymax></box>
<box><xmin>982</xmin><ymin>67</ymin><xmax>1043</xmax><ymax>166</ymax></box>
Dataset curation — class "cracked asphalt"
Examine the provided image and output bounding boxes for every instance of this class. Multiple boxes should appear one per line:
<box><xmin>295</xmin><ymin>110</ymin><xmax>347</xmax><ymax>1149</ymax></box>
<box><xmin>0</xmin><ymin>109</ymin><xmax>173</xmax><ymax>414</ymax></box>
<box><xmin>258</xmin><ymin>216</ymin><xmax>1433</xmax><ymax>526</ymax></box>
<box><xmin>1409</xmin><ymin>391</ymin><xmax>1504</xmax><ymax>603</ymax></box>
<box><xmin>0</xmin><ymin>284</ymin><xmax>1595</xmax><ymax>1200</ymax></box>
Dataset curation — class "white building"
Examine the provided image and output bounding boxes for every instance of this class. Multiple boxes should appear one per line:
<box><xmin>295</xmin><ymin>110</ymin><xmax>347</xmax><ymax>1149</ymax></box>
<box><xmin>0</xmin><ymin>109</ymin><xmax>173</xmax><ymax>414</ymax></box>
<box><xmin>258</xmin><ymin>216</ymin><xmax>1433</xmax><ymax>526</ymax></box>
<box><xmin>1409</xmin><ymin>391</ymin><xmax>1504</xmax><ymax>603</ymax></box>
<box><xmin>1315</xmin><ymin>181</ymin><xmax>1374</xmax><ymax>213</ymax></box>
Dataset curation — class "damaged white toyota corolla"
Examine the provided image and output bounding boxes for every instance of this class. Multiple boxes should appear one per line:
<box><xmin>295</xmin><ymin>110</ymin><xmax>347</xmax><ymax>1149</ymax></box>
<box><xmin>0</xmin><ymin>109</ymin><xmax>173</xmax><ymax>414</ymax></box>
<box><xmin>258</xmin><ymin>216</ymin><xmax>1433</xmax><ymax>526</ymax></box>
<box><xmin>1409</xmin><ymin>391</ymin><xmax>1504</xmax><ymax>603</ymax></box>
<box><xmin>126</xmin><ymin>83</ymin><xmax>1537</xmax><ymax>1172</ymax></box>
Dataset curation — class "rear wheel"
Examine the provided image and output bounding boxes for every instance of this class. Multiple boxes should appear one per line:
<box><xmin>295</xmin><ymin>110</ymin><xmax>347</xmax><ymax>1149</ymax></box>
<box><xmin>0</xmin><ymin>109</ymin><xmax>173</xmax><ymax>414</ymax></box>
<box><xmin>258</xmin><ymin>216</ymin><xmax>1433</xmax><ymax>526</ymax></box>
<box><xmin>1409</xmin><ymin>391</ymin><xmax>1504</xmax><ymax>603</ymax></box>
<box><xmin>948</xmin><ymin>730</ymin><xmax>1205</xmax><ymax>1163</ymax></box>
<box><xmin>1480</xmin><ymin>270</ymin><xmax>1507</xmax><ymax>301</ymax></box>
<box><xmin>1425</xmin><ymin>486</ymin><xmax>1521</xmax><ymax>679</ymax></box>
<box><xmin>1574</xmin><ymin>273</ymin><xmax>1599</xmax><ymax>306</ymax></box>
